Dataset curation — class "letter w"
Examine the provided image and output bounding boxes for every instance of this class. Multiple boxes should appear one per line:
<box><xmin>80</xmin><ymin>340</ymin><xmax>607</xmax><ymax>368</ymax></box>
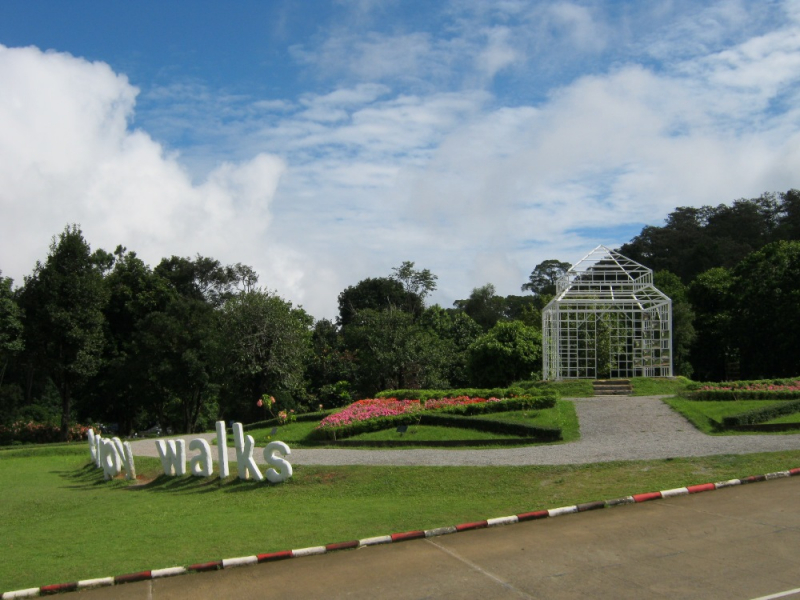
<box><xmin>156</xmin><ymin>439</ymin><xmax>186</xmax><ymax>476</ymax></box>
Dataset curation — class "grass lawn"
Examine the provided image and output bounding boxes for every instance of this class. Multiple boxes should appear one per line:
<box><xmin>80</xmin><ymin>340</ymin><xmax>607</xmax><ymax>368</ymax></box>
<box><xmin>3</xmin><ymin>444</ymin><xmax>800</xmax><ymax>592</ymax></box>
<box><xmin>664</xmin><ymin>398</ymin><xmax>800</xmax><ymax>434</ymax></box>
<box><xmin>764</xmin><ymin>412</ymin><xmax>800</xmax><ymax>425</ymax></box>
<box><xmin>233</xmin><ymin>401</ymin><xmax>579</xmax><ymax>448</ymax></box>
<box><xmin>515</xmin><ymin>379</ymin><xmax>595</xmax><ymax>397</ymax></box>
<box><xmin>630</xmin><ymin>376</ymin><xmax>691</xmax><ymax>396</ymax></box>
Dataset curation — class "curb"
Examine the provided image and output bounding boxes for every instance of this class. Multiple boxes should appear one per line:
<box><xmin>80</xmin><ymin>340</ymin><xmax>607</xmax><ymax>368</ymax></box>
<box><xmin>4</xmin><ymin>467</ymin><xmax>799</xmax><ymax>598</ymax></box>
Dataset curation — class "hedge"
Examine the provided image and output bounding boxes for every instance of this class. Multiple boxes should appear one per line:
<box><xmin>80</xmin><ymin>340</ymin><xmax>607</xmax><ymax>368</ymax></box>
<box><xmin>686</xmin><ymin>390</ymin><xmax>800</xmax><ymax>401</ymax></box>
<box><xmin>686</xmin><ymin>378</ymin><xmax>800</xmax><ymax>392</ymax></box>
<box><xmin>721</xmin><ymin>399</ymin><xmax>800</xmax><ymax>427</ymax></box>
<box><xmin>376</xmin><ymin>387</ymin><xmax>529</xmax><ymax>400</ymax></box>
<box><xmin>419</xmin><ymin>413</ymin><xmax>561</xmax><ymax>440</ymax></box>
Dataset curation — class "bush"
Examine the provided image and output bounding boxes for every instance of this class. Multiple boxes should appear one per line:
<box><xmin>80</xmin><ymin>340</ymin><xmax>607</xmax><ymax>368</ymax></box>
<box><xmin>687</xmin><ymin>390</ymin><xmax>800</xmax><ymax>401</ymax></box>
<box><xmin>377</xmin><ymin>387</ymin><xmax>528</xmax><ymax>400</ymax></box>
<box><xmin>0</xmin><ymin>421</ymin><xmax>91</xmax><ymax>445</ymax></box>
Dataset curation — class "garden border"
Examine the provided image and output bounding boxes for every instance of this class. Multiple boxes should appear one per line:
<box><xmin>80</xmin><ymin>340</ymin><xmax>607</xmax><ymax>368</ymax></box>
<box><xmin>4</xmin><ymin>466</ymin><xmax>799</xmax><ymax>599</ymax></box>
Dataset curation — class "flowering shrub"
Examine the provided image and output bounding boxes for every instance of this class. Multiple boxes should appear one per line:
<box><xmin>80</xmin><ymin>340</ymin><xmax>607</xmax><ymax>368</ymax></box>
<box><xmin>0</xmin><ymin>421</ymin><xmax>91</xmax><ymax>445</ymax></box>
<box><xmin>278</xmin><ymin>409</ymin><xmax>297</xmax><ymax>425</ymax></box>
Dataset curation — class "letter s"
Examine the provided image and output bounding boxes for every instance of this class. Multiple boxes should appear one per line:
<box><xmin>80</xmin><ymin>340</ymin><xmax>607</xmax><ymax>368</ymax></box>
<box><xmin>263</xmin><ymin>441</ymin><xmax>292</xmax><ymax>483</ymax></box>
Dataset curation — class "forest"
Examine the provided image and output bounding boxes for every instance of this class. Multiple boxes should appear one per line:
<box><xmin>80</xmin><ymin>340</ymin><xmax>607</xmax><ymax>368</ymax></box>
<box><xmin>1</xmin><ymin>189</ymin><xmax>799</xmax><ymax>439</ymax></box>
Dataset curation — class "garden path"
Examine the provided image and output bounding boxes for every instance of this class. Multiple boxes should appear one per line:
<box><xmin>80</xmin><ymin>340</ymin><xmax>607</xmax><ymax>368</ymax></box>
<box><xmin>128</xmin><ymin>396</ymin><xmax>800</xmax><ymax>467</ymax></box>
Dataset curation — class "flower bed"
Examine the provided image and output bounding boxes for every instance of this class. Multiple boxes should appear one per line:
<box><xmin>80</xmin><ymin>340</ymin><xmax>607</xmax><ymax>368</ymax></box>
<box><xmin>685</xmin><ymin>378</ymin><xmax>800</xmax><ymax>400</ymax></box>
<box><xmin>313</xmin><ymin>394</ymin><xmax>556</xmax><ymax>440</ymax></box>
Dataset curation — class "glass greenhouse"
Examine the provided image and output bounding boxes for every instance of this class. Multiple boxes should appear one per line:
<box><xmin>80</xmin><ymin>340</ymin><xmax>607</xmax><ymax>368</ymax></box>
<box><xmin>542</xmin><ymin>246</ymin><xmax>672</xmax><ymax>380</ymax></box>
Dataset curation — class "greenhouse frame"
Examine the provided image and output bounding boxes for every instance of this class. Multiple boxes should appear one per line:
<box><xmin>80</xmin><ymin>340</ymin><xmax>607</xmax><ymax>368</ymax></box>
<box><xmin>542</xmin><ymin>246</ymin><xmax>672</xmax><ymax>380</ymax></box>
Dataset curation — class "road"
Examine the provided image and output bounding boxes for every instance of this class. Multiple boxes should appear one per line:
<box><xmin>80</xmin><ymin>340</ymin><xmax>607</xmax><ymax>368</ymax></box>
<box><xmin>77</xmin><ymin>474</ymin><xmax>800</xmax><ymax>599</ymax></box>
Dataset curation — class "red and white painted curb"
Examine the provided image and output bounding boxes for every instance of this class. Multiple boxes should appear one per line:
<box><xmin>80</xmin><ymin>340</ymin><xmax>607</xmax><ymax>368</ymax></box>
<box><xmin>4</xmin><ymin>467</ymin><xmax>799</xmax><ymax>598</ymax></box>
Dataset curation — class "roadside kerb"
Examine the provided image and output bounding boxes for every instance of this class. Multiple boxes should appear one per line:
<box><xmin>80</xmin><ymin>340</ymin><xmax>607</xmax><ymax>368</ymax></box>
<box><xmin>3</xmin><ymin>466</ymin><xmax>799</xmax><ymax>599</ymax></box>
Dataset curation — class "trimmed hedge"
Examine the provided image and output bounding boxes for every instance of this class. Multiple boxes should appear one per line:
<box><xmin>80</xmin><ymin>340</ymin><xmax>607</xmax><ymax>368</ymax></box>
<box><xmin>686</xmin><ymin>378</ymin><xmax>800</xmax><ymax>392</ymax></box>
<box><xmin>721</xmin><ymin>399</ymin><xmax>800</xmax><ymax>427</ymax></box>
<box><xmin>687</xmin><ymin>390</ymin><xmax>800</xmax><ymax>401</ymax></box>
<box><xmin>376</xmin><ymin>387</ymin><xmax>528</xmax><ymax>400</ymax></box>
<box><xmin>419</xmin><ymin>413</ymin><xmax>561</xmax><ymax>440</ymax></box>
<box><xmin>429</xmin><ymin>395</ymin><xmax>556</xmax><ymax>415</ymax></box>
<box><xmin>244</xmin><ymin>410</ymin><xmax>333</xmax><ymax>431</ymax></box>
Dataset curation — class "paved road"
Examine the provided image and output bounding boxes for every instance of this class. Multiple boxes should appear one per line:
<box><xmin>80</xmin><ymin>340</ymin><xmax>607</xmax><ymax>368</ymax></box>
<box><xmin>129</xmin><ymin>396</ymin><xmax>800</xmax><ymax>466</ymax></box>
<box><xmin>78</xmin><ymin>474</ymin><xmax>800</xmax><ymax>599</ymax></box>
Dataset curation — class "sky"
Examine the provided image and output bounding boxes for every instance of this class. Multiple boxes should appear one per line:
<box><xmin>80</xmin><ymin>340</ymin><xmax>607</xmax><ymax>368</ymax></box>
<box><xmin>1</xmin><ymin>0</ymin><xmax>800</xmax><ymax>320</ymax></box>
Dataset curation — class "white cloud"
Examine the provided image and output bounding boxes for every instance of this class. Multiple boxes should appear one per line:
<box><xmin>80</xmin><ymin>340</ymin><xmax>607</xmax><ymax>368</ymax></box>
<box><xmin>0</xmin><ymin>45</ymin><xmax>286</xmax><ymax>301</ymax></box>
<box><xmin>3</xmin><ymin>1</ymin><xmax>800</xmax><ymax>321</ymax></box>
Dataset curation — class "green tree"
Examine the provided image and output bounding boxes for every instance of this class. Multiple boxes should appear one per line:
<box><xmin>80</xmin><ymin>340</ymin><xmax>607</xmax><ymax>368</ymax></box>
<box><xmin>522</xmin><ymin>259</ymin><xmax>571</xmax><ymax>296</ymax></box>
<box><xmin>307</xmin><ymin>318</ymin><xmax>356</xmax><ymax>406</ymax></box>
<box><xmin>653</xmin><ymin>271</ymin><xmax>696</xmax><ymax>377</ymax></box>
<box><xmin>390</xmin><ymin>261</ymin><xmax>438</xmax><ymax>303</ymax></box>
<box><xmin>91</xmin><ymin>247</ymin><xmax>174</xmax><ymax>434</ymax></box>
<box><xmin>688</xmin><ymin>267</ymin><xmax>735</xmax><ymax>381</ymax></box>
<box><xmin>20</xmin><ymin>225</ymin><xmax>109</xmax><ymax>439</ymax></box>
<box><xmin>218</xmin><ymin>290</ymin><xmax>313</xmax><ymax>420</ymax></box>
<box><xmin>453</xmin><ymin>283</ymin><xmax>505</xmax><ymax>331</ymax></box>
<box><xmin>344</xmin><ymin>308</ymin><xmax>449</xmax><ymax>397</ymax></box>
<box><xmin>418</xmin><ymin>306</ymin><xmax>482</xmax><ymax>386</ymax></box>
<box><xmin>731</xmin><ymin>240</ymin><xmax>800</xmax><ymax>379</ymax></box>
<box><xmin>338</xmin><ymin>277</ymin><xmax>423</xmax><ymax>326</ymax></box>
<box><xmin>0</xmin><ymin>271</ymin><xmax>23</xmax><ymax>387</ymax></box>
<box><xmin>467</xmin><ymin>321</ymin><xmax>542</xmax><ymax>387</ymax></box>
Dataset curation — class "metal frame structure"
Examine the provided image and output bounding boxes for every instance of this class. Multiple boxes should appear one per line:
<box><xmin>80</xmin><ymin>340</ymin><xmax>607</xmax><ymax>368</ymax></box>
<box><xmin>542</xmin><ymin>246</ymin><xmax>672</xmax><ymax>380</ymax></box>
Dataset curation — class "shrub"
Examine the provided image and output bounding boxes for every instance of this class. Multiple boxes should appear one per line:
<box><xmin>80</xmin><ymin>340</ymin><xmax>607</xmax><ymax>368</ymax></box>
<box><xmin>0</xmin><ymin>421</ymin><xmax>91</xmax><ymax>445</ymax></box>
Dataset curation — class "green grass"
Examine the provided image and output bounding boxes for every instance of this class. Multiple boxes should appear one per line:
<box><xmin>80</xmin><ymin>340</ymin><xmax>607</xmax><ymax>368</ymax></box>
<box><xmin>664</xmin><ymin>398</ymin><xmax>800</xmax><ymax>434</ymax></box>
<box><xmin>630</xmin><ymin>376</ymin><xmax>691</xmax><ymax>396</ymax></box>
<box><xmin>763</xmin><ymin>412</ymin><xmax>800</xmax><ymax>425</ymax></box>
<box><xmin>515</xmin><ymin>379</ymin><xmax>595</xmax><ymax>397</ymax></box>
<box><xmin>345</xmin><ymin>425</ymin><xmax>520</xmax><ymax>442</ymax></box>
<box><xmin>233</xmin><ymin>401</ymin><xmax>579</xmax><ymax>448</ymax></box>
<box><xmin>3</xmin><ymin>444</ymin><xmax>800</xmax><ymax>592</ymax></box>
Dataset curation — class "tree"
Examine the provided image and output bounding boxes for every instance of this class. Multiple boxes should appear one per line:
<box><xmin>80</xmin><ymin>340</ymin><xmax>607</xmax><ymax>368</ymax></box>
<box><xmin>653</xmin><ymin>271</ymin><xmax>696</xmax><ymax>378</ymax></box>
<box><xmin>522</xmin><ymin>259</ymin><xmax>571</xmax><ymax>296</ymax></box>
<box><xmin>453</xmin><ymin>284</ymin><xmax>505</xmax><ymax>330</ymax></box>
<box><xmin>418</xmin><ymin>306</ymin><xmax>482</xmax><ymax>386</ymax></box>
<box><xmin>390</xmin><ymin>261</ymin><xmax>438</xmax><ymax>302</ymax></box>
<box><xmin>218</xmin><ymin>290</ymin><xmax>313</xmax><ymax>420</ymax></box>
<box><xmin>0</xmin><ymin>271</ymin><xmax>23</xmax><ymax>388</ymax></box>
<box><xmin>731</xmin><ymin>240</ymin><xmax>800</xmax><ymax>379</ymax></box>
<box><xmin>154</xmin><ymin>255</ymin><xmax>240</xmax><ymax>307</ymax></box>
<box><xmin>467</xmin><ymin>321</ymin><xmax>542</xmax><ymax>387</ymax></box>
<box><xmin>20</xmin><ymin>225</ymin><xmax>109</xmax><ymax>440</ymax></box>
<box><xmin>688</xmin><ymin>267</ymin><xmax>735</xmax><ymax>381</ymax></box>
<box><xmin>344</xmin><ymin>308</ymin><xmax>449</xmax><ymax>397</ymax></box>
<box><xmin>134</xmin><ymin>294</ymin><xmax>220</xmax><ymax>434</ymax></box>
<box><xmin>307</xmin><ymin>318</ymin><xmax>356</xmax><ymax>406</ymax></box>
<box><xmin>90</xmin><ymin>247</ymin><xmax>174</xmax><ymax>434</ymax></box>
<box><xmin>337</xmin><ymin>277</ymin><xmax>423</xmax><ymax>327</ymax></box>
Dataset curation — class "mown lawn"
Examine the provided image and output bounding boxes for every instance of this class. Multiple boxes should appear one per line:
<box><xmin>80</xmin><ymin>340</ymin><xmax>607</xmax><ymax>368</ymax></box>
<box><xmin>2</xmin><ymin>444</ymin><xmax>800</xmax><ymax>592</ymax></box>
<box><xmin>664</xmin><ymin>398</ymin><xmax>800</xmax><ymax>434</ymax></box>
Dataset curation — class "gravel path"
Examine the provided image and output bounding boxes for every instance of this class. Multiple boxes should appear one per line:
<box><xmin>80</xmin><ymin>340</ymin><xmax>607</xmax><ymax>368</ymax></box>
<box><xmin>128</xmin><ymin>396</ymin><xmax>800</xmax><ymax>467</ymax></box>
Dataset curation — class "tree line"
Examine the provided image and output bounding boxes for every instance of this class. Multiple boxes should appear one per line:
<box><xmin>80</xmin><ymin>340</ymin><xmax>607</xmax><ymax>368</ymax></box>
<box><xmin>0</xmin><ymin>229</ymin><xmax>543</xmax><ymax>438</ymax></box>
<box><xmin>2</xmin><ymin>189</ymin><xmax>800</xmax><ymax>439</ymax></box>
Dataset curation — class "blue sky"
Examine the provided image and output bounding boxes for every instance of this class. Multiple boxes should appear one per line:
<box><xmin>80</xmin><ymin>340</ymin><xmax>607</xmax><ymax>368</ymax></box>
<box><xmin>1</xmin><ymin>1</ymin><xmax>799</xmax><ymax>319</ymax></box>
